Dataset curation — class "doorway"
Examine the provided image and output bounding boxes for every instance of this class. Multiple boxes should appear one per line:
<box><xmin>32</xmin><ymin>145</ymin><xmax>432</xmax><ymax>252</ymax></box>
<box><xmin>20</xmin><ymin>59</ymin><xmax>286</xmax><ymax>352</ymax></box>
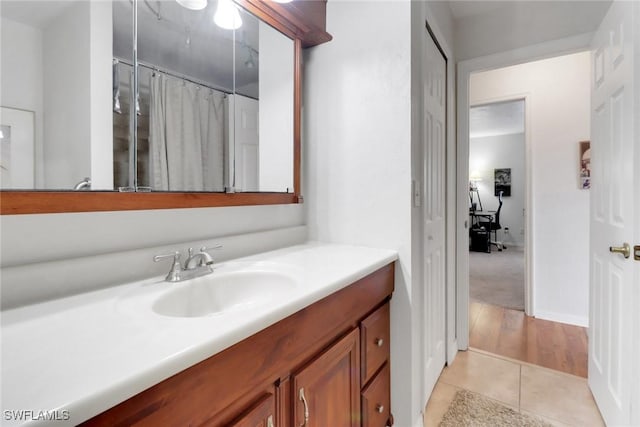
<box><xmin>457</xmin><ymin>51</ymin><xmax>594</xmax><ymax>381</ymax></box>
<box><xmin>468</xmin><ymin>99</ymin><xmax>526</xmax><ymax>312</ymax></box>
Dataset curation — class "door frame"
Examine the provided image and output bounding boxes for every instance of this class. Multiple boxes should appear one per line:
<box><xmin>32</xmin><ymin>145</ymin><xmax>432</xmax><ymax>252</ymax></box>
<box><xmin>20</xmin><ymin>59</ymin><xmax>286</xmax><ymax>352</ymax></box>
<box><xmin>454</xmin><ymin>33</ymin><xmax>594</xmax><ymax>349</ymax></box>
<box><xmin>467</xmin><ymin>94</ymin><xmax>533</xmax><ymax>317</ymax></box>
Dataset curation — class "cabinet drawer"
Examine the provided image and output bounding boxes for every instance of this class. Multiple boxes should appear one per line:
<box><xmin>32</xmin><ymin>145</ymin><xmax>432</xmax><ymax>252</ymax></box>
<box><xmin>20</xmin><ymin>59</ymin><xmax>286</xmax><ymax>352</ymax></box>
<box><xmin>361</xmin><ymin>302</ymin><xmax>390</xmax><ymax>384</ymax></box>
<box><xmin>362</xmin><ymin>362</ymin><xmax>391</xmax><ymax>427</ymax></box>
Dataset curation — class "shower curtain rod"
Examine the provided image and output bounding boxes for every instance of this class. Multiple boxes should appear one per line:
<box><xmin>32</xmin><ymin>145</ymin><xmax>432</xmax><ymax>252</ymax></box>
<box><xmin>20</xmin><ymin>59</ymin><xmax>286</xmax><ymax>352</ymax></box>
<box><xmin>115</xmin><ymin>57</ymin><xmax>232</xmax><ymax>96</ymax></box>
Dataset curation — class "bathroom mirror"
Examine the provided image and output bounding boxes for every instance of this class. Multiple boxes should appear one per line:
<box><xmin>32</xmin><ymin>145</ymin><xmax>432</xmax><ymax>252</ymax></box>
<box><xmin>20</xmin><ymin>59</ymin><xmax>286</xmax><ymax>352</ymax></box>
<box><xmin>0</xmin><ymin>0</ymin><xmax>323</xmax><ymax>213</ymax></box>
<box><xmin>1</xmin><ymin>0</ymin><xmax>293</xmax><ymax>195</ymax></box>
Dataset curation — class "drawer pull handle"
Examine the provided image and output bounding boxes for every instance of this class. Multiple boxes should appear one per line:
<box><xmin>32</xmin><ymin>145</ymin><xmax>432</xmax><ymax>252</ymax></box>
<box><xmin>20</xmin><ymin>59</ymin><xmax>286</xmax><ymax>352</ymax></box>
<box><xmin>299</xmin><ymin>387</ymin><xmax>309</xmax><ymax>426</ymax></box>
<box><xmin>376</xmin><ymin>404</ymin><xmax>384</xmax><ymax>413</ymax></box>
<box><xmin>375</xmin><ymin>338</ymin><xmax>384</xmax><ymax>347</ymax></box>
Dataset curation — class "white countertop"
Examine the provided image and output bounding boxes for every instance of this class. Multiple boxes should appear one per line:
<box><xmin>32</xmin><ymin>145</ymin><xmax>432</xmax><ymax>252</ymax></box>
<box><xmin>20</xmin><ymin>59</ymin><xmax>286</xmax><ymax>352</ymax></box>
<box><xmin>1</xmin><ymin>242</ymin><xmax>397</xmax><ymax>426</ymax></box>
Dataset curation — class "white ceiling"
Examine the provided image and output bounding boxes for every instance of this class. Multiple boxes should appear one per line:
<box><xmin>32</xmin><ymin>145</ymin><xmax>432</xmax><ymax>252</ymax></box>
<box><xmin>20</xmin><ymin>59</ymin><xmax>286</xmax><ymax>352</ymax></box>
<box><xmin>448</xmin><ymin>0</ymin><xmax>611</xmax><ymax>21</ymax></box>
<box><xmin>449</xmin><ymin>0</ymin><xmax>611</xmax><ymax>61</ymax></box>
<box><xmin>470</xmin><ymin>99</ymin><xmax>525</xmax><ymax>138</ymax></box>
<box><xmin>448</xmin><ymin>1</ymin><xmax>510</xmax><ymax>19</ymax></box>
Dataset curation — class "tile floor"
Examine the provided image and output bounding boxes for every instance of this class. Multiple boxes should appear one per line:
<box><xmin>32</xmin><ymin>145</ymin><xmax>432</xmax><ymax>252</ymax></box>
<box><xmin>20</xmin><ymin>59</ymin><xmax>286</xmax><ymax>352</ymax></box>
<box><xmin>424</xmin><ymin>349</ymin><xmax>605</xmax><ymax>427</ymax></box>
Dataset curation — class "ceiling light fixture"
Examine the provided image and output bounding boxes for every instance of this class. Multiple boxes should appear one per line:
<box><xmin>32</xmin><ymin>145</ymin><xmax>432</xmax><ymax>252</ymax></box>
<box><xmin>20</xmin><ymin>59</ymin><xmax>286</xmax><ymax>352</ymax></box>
<box><xmin>176</xmin><ymin>0</ymin><xmax>208</xmax><ymax>11</ymax></box>
<box><xmin>271</xmin><ymin>0</ymin><xmax>293</xmax><ymax>3</ymax></box>
<box><xmin>214</xmin><ymin>0</ymin><xmax>242</xmax><ymax>30</ymax></box>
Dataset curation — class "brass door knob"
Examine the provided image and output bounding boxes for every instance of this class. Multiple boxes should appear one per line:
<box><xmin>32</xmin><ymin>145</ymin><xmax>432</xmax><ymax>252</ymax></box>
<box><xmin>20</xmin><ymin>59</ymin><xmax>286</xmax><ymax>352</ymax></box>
<box><xmin>376</xmin><ymin>404</ymin><xmax>384</xmax><ymax>413</ymax></box>
<box><xmin>610</xmin><ymin>243</ymin><xmax>631</xmax><ymax>259</ymax></box>
<box><xmin>375</xmin><ymin>338</ymin><xmax>384</xmax><ymax>347</ymax></box>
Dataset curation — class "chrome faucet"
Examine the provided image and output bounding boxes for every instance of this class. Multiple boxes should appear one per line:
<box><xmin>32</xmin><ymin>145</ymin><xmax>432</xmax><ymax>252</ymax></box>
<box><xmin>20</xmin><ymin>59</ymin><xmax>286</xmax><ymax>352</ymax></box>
<box><xmin>154</xmin><ymin>245</ymin><xmax>222</xmax><ymax>282</ymax></box>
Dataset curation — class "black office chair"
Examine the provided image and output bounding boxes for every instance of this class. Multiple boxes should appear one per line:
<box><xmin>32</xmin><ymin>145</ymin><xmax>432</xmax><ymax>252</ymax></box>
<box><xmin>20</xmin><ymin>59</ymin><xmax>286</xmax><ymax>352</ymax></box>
<box><xmin>479</xmin><ymin>191</ymin><xmax>505</xmax><ymax>251</ymax></box>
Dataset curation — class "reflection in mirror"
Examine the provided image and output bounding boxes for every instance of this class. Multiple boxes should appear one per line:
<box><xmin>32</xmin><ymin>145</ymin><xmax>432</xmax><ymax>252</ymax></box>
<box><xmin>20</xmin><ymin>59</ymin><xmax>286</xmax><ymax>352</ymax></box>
<box><xmin>1</xmin><ymin>0</ymin><xmax>295</xmax><ymax>194</ymax></box>
<box><xmin>132</xmin><ymin>0</ymin><xmax>237</xmax><ymax>192</ymax></box>
<box><xmin>0</xmin><ymin>0</ymin><xmax>132</xmax><ymax>191</ymax></box>
<box><xmin>135</xmin><ymin>0</ymin><xmax>294</xmax><ymax>193</ymax></box>
<box><xmin>232</xmin><ymin>7</ymin><xmax>294</xmax><ymax>193</ymax></box>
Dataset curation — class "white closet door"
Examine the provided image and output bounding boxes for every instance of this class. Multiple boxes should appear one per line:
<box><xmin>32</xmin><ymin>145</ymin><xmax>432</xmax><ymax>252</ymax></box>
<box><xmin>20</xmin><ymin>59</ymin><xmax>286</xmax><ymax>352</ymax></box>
<box><xmin>422</xmin><ymin>26</ymin><xmax>447</xmax><ymax>402</ymax></box>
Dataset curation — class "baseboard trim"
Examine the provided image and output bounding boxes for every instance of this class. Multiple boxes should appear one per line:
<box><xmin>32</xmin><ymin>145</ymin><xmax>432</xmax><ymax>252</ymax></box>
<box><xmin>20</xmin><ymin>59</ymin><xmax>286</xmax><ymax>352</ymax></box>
<box><xmin>535</xmin><ymin>310</ymin><xmax>588</xmax><ymax>328</ymax></box>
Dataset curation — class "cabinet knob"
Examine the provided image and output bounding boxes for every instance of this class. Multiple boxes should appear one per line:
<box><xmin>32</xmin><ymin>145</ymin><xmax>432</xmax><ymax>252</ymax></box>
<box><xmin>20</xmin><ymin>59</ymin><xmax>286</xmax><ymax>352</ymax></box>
<box><xmin>375</xmin><ymin>338</ymin><xmax>384</xmax><ymax>347</ymax></box>
<box><xmin>376</xmin><ymin>404</ymin><xmax>384</xmax><ymax>413</ymax></box>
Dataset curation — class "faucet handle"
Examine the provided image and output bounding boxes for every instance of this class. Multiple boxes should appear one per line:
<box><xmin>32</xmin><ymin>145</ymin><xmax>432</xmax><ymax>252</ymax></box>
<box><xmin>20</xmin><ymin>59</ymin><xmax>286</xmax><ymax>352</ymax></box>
<box><xmin>153</xmin><ymin>251</ymin><xmax>182</xmax><ymax>282</ymax></box>
<box><xmin>154</xmin><ymin>251</ymin><xmax>181</xmax><ymax>263</ymax></box>
<box><xmin>200</xmin><ymin>244</ymin><xmax>223</xmax><ymax>253</ymax></box>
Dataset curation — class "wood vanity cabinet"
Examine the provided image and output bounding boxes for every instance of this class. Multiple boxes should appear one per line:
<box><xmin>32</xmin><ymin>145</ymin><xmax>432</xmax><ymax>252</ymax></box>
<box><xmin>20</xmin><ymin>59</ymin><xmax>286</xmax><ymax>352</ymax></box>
<box><xmin>82</xmin><ymin>263</ymin><xmax>394</xmax><ymax>427</ymax></box>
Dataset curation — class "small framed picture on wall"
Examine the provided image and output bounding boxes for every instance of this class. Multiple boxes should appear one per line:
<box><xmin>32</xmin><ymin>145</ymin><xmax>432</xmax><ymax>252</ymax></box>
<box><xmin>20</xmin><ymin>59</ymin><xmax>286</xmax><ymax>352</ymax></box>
<box><xmin>494</xmin><ymin>168</ymin><xmax>511</xmax><ymax>196</ymax></box>
<box><xmin>580</xmin><ymin>141</ymin><xmax>591</xmax><ymax>189</ymax></box>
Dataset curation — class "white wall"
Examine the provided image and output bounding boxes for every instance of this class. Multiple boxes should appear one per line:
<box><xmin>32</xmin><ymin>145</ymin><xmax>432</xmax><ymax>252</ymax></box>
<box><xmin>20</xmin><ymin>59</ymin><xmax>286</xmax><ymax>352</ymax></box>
<box><xmin>304</xmin><ymin>1</ymin><xmax>415</xmax><ymax>425</ymax></box>
<box><xmin>0</xmin><ymin>18</ymin><xmax>44</xmax><ymax>187</ymax></box>
<box><xmin>455</xmin><ymin>1</ymin><xmax>610</xmax><ymax>61</ymax></box>
<box><xmin>470</xmin><ymin>133</ymin><xmax>525</xmax><ymax>247</ymax></box>
<box><xmin>470</xmin><ymin>51</ymin><xmax>591</xmax><ymax>326</ymax></box>
<box><xmin>305</xmin><ymin>0</ymin><xmax>457</xmax><ymax>424</ymax></box>
<box><xmin>258</xmin><ymin>21</ymin><xmax>294</xmax><ymax>192</ymax></box>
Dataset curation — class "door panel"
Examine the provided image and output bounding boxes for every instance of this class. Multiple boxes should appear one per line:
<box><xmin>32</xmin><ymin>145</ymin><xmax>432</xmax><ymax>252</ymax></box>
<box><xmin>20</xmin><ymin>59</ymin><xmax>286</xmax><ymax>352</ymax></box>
<box><xmin>589</xmin><ymin>1</ymin><xmax>637</xmax><ymax>425</ymax></box>
<box><xmin>422</xmin><ymin>27</ymin><xmax>447</xmax><ymax>402</ymax></box>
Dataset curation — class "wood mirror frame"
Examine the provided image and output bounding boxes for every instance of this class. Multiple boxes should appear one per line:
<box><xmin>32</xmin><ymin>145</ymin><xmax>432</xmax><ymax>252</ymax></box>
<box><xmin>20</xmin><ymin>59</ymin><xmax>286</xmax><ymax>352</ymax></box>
<box><xmin>0</xmin><ymin>0</ymin><xmax>330</xmax><ymax>215</ymax></box>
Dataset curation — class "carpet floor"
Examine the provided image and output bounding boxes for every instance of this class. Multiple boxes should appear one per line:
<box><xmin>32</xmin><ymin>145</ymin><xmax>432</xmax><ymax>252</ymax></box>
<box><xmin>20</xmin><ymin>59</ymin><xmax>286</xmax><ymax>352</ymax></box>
<box><xmin>439</xmin><ymin>390</ymin><xmax>553</xmax><ymax>427</ymax></box>
<box><xmin>469</xmin><ymin>246</ymin><xmax>524</xmax><ymax>311</ymax></box>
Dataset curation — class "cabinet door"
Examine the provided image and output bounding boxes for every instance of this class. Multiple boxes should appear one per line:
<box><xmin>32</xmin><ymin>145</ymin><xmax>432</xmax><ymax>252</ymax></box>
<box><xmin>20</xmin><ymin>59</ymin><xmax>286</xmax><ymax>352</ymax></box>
<box><xmin>228</xmin><ymin>393</ymin><xmax>275</xmax><ymax>427</ymax></box>
<box><xmin>292</xmin><ymin>328</ymin><xmax>360</xmax><ymax>427</ymax></box>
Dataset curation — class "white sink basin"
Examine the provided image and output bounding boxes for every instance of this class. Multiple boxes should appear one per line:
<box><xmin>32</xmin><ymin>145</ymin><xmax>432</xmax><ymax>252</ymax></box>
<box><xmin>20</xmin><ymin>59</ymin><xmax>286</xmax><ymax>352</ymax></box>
<box><xmin>152</xmin><ymin>270</ymin><xmax>298</xmax><ymax>318</ymax></box>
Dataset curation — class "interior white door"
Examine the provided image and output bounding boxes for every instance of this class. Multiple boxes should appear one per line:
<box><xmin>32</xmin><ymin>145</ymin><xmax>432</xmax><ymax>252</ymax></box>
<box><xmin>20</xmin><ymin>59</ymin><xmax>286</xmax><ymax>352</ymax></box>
<box><xmin>589</xmin><ymin>1</ymin><xmax>638</xmax><ymax>425</ymax></box>
<box><xmin>233</xmin><ymin>94</ymin><xmax>259</xmax><ymax>192</ymax></box>
<box><xmin>422</xmin><ymin>27</ymin><xmax>447</xmax><ymax>401</ymax></box>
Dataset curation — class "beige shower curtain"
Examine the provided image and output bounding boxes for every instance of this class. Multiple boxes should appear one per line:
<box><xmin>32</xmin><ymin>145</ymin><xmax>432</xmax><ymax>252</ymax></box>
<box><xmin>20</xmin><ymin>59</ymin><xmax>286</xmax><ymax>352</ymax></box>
<box><xmin>149</xmin><ymin>73</ymin><xmax>225</xmax><ymax>191</ymax></box>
